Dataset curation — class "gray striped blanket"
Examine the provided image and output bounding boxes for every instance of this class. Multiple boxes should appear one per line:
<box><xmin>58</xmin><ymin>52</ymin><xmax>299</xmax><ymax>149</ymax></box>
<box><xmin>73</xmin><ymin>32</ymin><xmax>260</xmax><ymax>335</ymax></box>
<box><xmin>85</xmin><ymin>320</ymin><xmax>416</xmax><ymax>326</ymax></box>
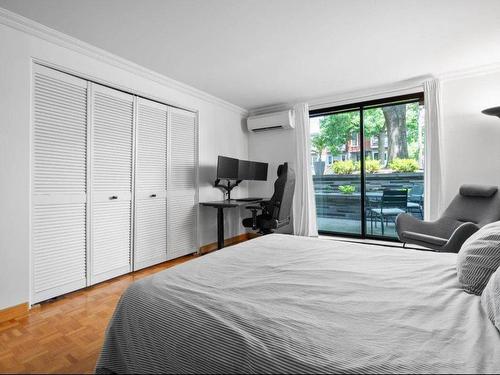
<box><xmin>96</xmin><ymin>234</ymin><xmax>500</xmax><ymax>374</ymax></box>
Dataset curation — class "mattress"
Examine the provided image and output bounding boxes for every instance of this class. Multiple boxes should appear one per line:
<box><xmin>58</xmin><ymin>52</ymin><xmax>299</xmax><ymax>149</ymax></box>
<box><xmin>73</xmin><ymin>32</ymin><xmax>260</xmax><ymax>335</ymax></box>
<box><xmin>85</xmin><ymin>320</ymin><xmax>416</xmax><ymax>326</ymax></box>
<box><xmin>96</xmin><ymin>234</ymin><xmax>500</xmax><ymax>374</ymax></box>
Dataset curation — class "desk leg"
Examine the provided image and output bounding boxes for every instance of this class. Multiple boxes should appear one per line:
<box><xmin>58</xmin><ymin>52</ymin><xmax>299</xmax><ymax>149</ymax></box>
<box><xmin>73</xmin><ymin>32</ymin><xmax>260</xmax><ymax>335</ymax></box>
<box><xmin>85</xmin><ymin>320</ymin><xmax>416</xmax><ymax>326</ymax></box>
<box><xmin>217</xmin><ymin>207</ymin><xmax>224</xmax><ymax>249</ymax></box>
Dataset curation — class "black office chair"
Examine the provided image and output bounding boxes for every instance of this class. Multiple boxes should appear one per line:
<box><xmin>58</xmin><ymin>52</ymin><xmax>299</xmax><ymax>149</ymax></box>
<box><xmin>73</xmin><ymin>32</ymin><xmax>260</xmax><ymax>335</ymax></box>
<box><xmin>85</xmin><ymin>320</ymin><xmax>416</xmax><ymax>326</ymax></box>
<box><xmin>242</xmin><ymin>163</ymin><xmax>295</xmax><ymax>234</ymax></box>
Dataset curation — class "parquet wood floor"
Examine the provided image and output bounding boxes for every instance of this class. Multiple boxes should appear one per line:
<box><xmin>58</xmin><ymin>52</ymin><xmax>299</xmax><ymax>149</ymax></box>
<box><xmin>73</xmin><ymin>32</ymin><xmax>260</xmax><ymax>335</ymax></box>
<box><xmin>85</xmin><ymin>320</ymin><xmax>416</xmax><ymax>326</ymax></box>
<box><xmin>0</xmin><ymin>254</ymin><xmax>197</xmax><ymax>374</ymax></box>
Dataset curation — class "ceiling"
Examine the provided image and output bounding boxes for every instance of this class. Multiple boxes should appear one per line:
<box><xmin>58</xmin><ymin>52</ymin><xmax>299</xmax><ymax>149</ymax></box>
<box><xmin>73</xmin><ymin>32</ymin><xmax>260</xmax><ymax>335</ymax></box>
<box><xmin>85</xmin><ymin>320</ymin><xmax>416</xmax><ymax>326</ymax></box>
<box><xmin>1</xmin><ymin>0</ymin><xmax>500</xmax><ymax>110</ymax></box>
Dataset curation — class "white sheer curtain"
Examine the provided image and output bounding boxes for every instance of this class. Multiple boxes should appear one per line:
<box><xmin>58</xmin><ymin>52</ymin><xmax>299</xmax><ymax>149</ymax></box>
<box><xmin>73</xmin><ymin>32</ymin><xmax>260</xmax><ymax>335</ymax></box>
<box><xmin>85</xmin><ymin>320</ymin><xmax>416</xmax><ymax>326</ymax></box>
<box><xmin>423</xmin><ymin>79</ymin><xmax>445</xmax><ymax>220</ymax></box>
<box><xmin>292</xmin><ymin>103</ymin><xmax>318</xmax><ymax>237</ymax></box>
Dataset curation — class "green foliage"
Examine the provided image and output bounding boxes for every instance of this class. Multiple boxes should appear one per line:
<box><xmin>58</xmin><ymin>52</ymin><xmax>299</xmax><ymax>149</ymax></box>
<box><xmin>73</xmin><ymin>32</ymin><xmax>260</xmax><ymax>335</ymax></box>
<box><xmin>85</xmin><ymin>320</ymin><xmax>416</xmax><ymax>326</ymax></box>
<box><xmin>338</xmin><ymin>185</ymin><xmax>356</xmax><ymax>194</ymax></box>
<box><xmin>319</xmin><ymin>111</ymin><xmax>360</xmax><ymax>156</ymax></box>
<box><xmin>313</xmin><ymin>102</ymin><xmax>424</xmax><ymax>165</ymax></box>
<box><xmin>408</xmin><ymin>142</ymin><xmax>420</xmax><ymax>160</ymax></box>
<box><xmin>348</xmin><ymin>159</ymin><xmax>380</xmax><ymax>173</ymax></box>
<box><xmin>388</xmin><ymin>158</ymin><xmax>420</xmax><ymax>173</ymax></box>
<box><xmin>363</xmin><ymin>107</ymin><xmax>386</xmax><ymax>138</ymax></box>
<box><xmin>405</xmin><ymin>102</ymin><xmax>421</xmax><ymax>145</ymax></box>
<box><xmin>364</xmin><ymin>159</ymin><xmax>381</xmax><ymax>173</ymax></box>
<box><xmin>331</xmin><ymin>160</ymin><xmax>357</xmax><ymax>175</ymax></box>
<box><xmin>311</xmin><ymin>133</ymin><xmax>328</xmax><ymax>161</ymax></box>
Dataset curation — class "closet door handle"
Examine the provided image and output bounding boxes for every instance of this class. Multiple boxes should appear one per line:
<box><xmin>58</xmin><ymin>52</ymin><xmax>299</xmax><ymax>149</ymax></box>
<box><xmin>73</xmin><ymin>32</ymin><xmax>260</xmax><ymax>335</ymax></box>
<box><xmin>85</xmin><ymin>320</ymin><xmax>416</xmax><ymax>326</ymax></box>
<box><xmin>109</xmin><ymin>195</ymin><xmax>118</xmax><ymax>200</ymax></box>
<box><xmin>150</xmin><ymin>194</ymin><xmax>157</xmax><ymax>198</ymax></box>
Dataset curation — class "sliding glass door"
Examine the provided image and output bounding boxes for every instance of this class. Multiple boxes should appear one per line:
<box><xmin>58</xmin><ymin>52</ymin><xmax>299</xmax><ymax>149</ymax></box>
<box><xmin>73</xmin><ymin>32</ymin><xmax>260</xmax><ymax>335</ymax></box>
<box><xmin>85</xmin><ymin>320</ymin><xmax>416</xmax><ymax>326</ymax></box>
<box><xmin>310</xmin><ymin>94</ymin><xmax>425</xmax><ymax>240</ymax></box>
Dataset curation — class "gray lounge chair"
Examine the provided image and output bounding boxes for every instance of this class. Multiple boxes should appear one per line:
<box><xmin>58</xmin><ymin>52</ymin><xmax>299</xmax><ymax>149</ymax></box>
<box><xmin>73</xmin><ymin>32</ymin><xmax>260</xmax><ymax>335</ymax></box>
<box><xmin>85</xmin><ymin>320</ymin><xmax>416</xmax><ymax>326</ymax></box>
<box><xmin>395</xmin><ymin>184</ymin><xmax>500</xmax><ymax>252</ymax></box>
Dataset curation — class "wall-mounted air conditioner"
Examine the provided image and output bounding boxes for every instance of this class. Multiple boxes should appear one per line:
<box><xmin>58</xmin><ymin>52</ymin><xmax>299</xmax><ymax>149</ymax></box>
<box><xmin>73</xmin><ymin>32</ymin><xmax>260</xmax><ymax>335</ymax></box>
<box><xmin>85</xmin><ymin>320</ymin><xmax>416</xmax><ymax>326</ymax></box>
<box><xmin>247</xmin><ymin>110</ymin><xmax>295</xmax><ymax>132</ymax></box>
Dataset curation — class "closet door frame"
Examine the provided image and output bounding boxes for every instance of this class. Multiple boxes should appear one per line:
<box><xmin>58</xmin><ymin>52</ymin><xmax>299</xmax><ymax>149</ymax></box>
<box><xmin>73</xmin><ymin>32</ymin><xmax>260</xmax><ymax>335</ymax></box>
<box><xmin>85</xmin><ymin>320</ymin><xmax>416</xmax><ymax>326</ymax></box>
<box><xmin>30</xmin><ymin>62</ymin><xmax>200</xmax><ymax>305</ymax></box>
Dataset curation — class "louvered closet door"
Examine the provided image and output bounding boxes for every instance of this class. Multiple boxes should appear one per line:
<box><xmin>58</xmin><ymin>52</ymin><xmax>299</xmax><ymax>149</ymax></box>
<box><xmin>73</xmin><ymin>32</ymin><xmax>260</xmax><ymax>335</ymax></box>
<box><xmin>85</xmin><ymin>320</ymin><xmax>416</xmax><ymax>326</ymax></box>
<box><xmin>134</xmin><ymin>98</ymin><xmax>168</xmax><ymax>271</ymax></box>
<box><xmin>32</xmin><ymin>65</ymin><xmax>88</xmax><ymax>303</ymax></box>
<box><xmin>167</xmin><ymin>107</ymin><xmax>198</xmax><ymax>259</ymax></box>
<box><xmin>90</xmin><ymin>84</ymin><xmax>134</xmax><ymax>284</ymax></box>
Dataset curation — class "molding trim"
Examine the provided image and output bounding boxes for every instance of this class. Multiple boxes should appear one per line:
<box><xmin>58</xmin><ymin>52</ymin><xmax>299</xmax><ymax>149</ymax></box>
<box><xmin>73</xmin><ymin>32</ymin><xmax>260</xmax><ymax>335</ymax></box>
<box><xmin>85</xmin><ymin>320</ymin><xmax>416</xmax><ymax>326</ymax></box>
<box><xmin>307</xmin><ymin>78</ymin><xmax>428</xmax><ymax>111</ymax></box>
<box><xmin>249</xmin><ymin>76</ymin><xmax>430</xmax><ymax>116</ymax></box>
<box><xmin>0</xmin><ymin>302</ymin><xmax>29</xmax><ymax>323</ymax></box>
<box><xmin>0</xmin><ymin>7</ymin><xmax>248</xmax><ymax>117</ymax></box>
<box><xmin>249</xmin><ymin>61</ymin><xmax>500</xmax><ymax>115</ymax></box>
<box><xmin>437</xmin><ymin>61</ymin><xmax>500</xmax><ymax>82</ymax></box>
<box><xmin>249</xmin><ymin>103</ymin><xmax>293</xmax><ymax>116</ymax></box>
<box><xmin>199</xmin><ymin>233</ymin><xmax>257</xmax><ymax>254</ymax></box>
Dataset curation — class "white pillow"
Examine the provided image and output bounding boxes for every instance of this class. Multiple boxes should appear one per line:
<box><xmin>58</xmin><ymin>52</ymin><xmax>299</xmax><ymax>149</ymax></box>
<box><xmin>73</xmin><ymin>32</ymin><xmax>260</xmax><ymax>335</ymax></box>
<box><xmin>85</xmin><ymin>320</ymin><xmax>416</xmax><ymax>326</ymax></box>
<box><xmin>457</xmin><ymin>221</ymin><xmax>500</xmax><ymax>295</ymax></box>
<box><xmin>481</xmin><ymin>268</ymin><xmax>500</xmax><ymax>332</ymax></box>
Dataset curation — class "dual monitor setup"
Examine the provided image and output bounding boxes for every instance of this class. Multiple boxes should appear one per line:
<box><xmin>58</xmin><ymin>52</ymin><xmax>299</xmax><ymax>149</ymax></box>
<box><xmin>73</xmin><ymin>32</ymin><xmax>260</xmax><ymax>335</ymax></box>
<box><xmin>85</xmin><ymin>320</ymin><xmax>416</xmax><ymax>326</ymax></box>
<box><xmin>206</xmin><ymin>156</ymin><xmax>292</xmax><ymax>250</ymax></box>
<box><xmin>215</xmin><ymin>155</ymin><xmax>268</xmax><ymax>200</ymax></box>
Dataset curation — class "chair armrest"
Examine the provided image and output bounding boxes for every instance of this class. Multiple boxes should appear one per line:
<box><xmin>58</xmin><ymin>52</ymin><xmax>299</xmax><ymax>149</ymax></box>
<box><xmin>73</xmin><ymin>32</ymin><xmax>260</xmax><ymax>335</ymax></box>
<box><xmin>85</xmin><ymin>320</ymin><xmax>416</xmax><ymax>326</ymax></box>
<box><xmin>261</xmin><ymin>200</ymin><xmax>279</xmax><ymax>208</ymax></box>
<box><xmin>245</xmin><ymin>205</ymin><xmax>263</xmax><ymax>211</ymax></box>
<box><xmin>440</xmin><ymin>222</ymin><xmax>480</xmax><ymax>253</ymax></box>
<box><xmin>395</xmin><ymin>213</ymin><xmax>441</xmax><ymax>240</ymax></box>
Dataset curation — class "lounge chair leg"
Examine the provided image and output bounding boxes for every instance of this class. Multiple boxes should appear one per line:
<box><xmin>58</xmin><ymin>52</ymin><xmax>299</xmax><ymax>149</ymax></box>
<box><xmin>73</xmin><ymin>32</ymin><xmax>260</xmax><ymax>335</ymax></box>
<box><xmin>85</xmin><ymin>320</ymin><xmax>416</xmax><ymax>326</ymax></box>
<box><xmin>403</xmin><ymin>242</ymin><xmax>406</xmax><ymax>248</ymax></box>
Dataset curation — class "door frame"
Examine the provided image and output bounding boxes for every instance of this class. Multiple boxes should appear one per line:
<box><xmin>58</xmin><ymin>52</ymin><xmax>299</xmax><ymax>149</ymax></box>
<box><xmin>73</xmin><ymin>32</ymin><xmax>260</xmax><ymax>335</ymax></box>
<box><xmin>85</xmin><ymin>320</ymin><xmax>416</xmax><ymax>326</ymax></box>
<box><xmin>309</xmin><ymin>92</ymin><xmax>425</xmax><ymax>241</ymax></box>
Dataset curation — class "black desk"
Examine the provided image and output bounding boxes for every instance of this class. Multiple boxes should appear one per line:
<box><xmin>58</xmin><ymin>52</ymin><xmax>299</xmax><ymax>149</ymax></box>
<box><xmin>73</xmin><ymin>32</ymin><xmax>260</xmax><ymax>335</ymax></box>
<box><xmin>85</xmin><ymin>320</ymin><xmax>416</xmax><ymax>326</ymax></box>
<box><xmin>200</xmin><ymin>198</ymin><xmax>264</xmax><ymax>249</ymax></box>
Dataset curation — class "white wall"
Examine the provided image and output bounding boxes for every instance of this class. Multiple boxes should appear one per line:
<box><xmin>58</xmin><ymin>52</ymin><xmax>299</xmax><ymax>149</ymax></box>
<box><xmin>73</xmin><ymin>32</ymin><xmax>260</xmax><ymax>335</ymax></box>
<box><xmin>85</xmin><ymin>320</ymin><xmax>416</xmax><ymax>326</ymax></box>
<box><xmin>248</xmin><ymin>129</ymin><xmax>296</xmax><ymax>233</ymax></box>
<box><xmin>441</xmin><ymin>71</ymin><xmax>500</xmax><ymax>206</ymax></box>
<box><xmin>0</xmin><ymin>22</ymin><xmax>249</xmax><ymax>310</ymax></box>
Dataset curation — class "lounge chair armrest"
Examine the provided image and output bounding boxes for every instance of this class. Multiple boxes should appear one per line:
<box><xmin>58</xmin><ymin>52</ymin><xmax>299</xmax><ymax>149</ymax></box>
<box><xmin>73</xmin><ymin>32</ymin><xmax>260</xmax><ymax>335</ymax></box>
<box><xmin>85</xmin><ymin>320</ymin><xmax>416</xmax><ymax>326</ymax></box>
<box><xmin>440</xmin><ymin>222</ymin><xmax>480</xmax><ymax>253</ymax></box>
<box><xmin>395</xmin><ymin>213</ymin><xmax>440</xmax><ymax>239</ymax></box>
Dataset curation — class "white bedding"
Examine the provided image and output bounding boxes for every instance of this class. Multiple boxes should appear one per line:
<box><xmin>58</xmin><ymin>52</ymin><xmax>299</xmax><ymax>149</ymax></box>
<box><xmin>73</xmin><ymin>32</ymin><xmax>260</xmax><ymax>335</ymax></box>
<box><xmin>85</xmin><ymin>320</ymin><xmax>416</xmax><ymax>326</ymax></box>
<box><xmin>96</xmin><ymin>234</ymin><xmax>500</xmax><ymax>374</ymax></box>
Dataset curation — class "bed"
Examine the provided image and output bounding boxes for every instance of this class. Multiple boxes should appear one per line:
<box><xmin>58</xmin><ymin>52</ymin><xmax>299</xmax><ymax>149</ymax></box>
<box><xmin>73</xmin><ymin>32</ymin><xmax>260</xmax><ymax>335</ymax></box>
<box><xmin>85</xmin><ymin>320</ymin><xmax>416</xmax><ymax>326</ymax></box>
<box><xmin>96</xmin><ymin>234</ymin><xmax>500</xmax><ymax>374</ymax></box>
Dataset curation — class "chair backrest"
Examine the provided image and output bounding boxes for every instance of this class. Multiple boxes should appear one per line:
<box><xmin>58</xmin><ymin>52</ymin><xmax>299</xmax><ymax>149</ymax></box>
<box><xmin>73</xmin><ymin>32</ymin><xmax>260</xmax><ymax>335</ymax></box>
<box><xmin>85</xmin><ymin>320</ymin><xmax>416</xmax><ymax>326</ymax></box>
<box><xmin>410</xmin><ymin>184</ymin><xmax>423</xmax><ymax>197</ymax></box>
<box><xmin>382</xmin><ymin>189</ymin><xmax>408</xmax><ymax>211</ymax></box>
<box><xmin>442</xmin><ymin>184</ymin><xmax>500</xmax><ymax>227</ymax></box>
<box><xmin>268</xmin><ymin>163</ymin><xmax>295</xmax><ymax>224</ymax></box>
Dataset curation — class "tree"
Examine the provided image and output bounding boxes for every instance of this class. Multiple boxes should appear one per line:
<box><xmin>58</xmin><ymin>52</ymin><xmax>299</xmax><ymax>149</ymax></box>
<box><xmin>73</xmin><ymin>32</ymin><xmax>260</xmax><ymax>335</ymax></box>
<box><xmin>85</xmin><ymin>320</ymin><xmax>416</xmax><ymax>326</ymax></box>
<box><xmin>319</xmin><ymin>111</ymin><xmax>360</xmax><ymax>159</ymax></box>
<box><xmin>313</xmin><ymin>103</ymin><xmax>422</xmax><ymax>167</ymax></box>
<box><xmin>382</xmin><ymin>104</ymin><xmax>409</xmax><ymax>162</ymax></box>
<box><xmin>311</xmin><ymin>133</ymin><xmax>328</xmax><ymax>161</ymax></box>
<box><xmin>404</xmin><ymin>102</ymin><xmax>422</xmax><ymax>161</ymax></box>
<box><xmin>363</xmin><ymin>108</ymin><xmax>387</xmax><ymax>165</ymax></box>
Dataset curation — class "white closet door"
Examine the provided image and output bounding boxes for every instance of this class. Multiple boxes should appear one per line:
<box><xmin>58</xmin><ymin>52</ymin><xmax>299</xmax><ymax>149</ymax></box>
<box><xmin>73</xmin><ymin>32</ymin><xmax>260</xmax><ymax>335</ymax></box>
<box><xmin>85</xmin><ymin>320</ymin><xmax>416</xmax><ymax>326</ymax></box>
<box><xmin>90</xmin><ymin>84</ymin><xmax>134</xmax><ymax>284</ymax></box>
<box><xmin>134</xmin><ymin>98</ymin><xmax>168</xmax><ymax>270</ymax></box>
<box><xmin>167</xmin><ymin>107</ymin><xmax>198</xmax><ymax>259</ymax></box>
<box><xmin>32</xmin><ymin>65</ymin><xmax>88</xmax><ymax>303</ymax></box>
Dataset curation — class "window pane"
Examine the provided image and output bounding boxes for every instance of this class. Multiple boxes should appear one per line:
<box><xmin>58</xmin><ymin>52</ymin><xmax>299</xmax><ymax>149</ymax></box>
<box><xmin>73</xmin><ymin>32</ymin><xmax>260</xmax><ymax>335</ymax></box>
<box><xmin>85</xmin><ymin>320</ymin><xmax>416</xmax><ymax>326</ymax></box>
<box><xmin>310</xmin><ymin>110</ymin><xmax>362</xmax><ymax>235</ymax></box>
<box><xmin>363</xmin><ymin>102</ymin><xmax>425</xmax><ymax>238</ymax></box>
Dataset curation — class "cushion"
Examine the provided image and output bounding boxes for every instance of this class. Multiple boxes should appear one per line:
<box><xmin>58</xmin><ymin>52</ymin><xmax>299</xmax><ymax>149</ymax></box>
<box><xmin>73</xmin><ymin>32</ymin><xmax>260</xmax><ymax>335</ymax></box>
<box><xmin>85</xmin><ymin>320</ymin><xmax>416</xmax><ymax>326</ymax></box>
<box><xmin>481</xmin><ymin>267</ymin><xmax>500</xmax><ymax>332</ymax></box>
<box><xmin>401</xmin><ymin>231</ymin><xmax>448</xmax><ymax>247</ymax></box>
<box><xmin>459</xmin><ymin>184</ymin><xmax>498</xmax><ymax>198</ymax></box>
<box><xmin>457</xmin><ymin>221</ymin><xmax>500</xmax><ymax>295</ymax></box>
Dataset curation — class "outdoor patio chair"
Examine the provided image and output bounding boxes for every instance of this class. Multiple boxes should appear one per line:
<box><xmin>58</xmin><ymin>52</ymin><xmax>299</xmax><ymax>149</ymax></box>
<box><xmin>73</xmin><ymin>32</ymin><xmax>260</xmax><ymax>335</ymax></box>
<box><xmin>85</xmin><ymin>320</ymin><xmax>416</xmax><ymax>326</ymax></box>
<box><xmin>368</xmin><ymin>189</ymin><xmax>408</xmax><ymax>236</ymax></box>
<box><xmin>407</xmin><ymin>184</ymin><xmax>423</xmax><ymax>219</ymax></box>
<box><xmin>396</xmin><ymin>184</ymin><xmax>500</xmax><ymax>252</ymax></box>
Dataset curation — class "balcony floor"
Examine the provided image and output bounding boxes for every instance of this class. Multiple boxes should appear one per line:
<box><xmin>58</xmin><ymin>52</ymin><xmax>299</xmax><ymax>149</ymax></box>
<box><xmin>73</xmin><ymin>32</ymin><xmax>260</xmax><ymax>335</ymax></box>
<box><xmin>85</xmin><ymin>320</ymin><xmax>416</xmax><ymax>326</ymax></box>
<box><xmin>317</xmin><ymin>217</ymin><xmax>398</xmax><ymax>238</ymax></box>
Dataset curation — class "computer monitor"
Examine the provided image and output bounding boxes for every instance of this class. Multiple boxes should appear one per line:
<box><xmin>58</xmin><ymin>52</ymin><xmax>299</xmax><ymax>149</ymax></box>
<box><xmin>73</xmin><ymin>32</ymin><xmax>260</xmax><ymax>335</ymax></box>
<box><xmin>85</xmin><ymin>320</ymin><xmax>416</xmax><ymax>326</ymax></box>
<box><xmin>216</xmin><ymin>156</ymin><xmax>239</xmax><ymax>180</ymax></box>
<box><xmin>237</xmin><ymin>160</ymin><xmax>268</xmax><ymax>181</ymax></box>
<box><xmin>216</xmin><ymin>156</ymin><xmax>268</xmax><ymax>181</ymax></box>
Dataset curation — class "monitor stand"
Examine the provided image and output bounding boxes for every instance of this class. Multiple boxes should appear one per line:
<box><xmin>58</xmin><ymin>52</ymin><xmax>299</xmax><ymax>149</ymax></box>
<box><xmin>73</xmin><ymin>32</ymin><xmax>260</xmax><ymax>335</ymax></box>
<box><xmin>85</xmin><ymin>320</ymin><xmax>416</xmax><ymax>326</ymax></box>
<box><xmin>214</xmin><ymin>178</ymin><xmax>242</xmax><ymax>200</ymax></box>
